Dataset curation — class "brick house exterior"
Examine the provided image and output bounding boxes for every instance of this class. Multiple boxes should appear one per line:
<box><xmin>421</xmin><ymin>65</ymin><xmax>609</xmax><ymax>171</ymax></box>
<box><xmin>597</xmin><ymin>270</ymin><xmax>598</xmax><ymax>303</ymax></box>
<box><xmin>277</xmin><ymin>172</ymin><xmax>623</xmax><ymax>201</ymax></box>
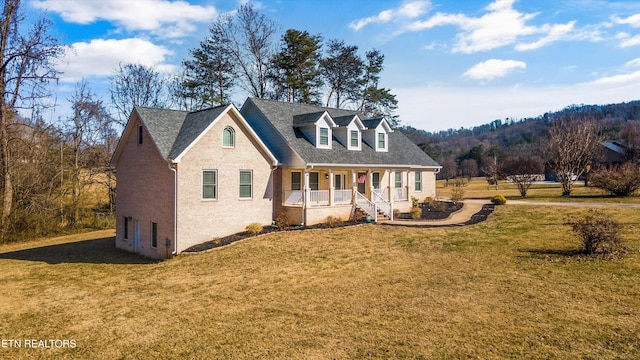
<box><xmin>111</xmin><ymin>104</ymin><xmax>278</xmax><ymax>259</ymax></box>
<box><xmin>112</xmin><ymin>98</ymin><xmax>440</xmax><ymax>259</ymax></box>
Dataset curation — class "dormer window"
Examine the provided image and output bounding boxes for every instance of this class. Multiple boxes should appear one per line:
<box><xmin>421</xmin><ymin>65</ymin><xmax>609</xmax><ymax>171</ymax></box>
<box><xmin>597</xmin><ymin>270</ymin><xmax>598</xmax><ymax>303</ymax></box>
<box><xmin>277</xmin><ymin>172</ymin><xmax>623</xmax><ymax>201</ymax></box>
<box><xmin>319</xmin><ymin>127</ymin><xmax>329</xmax><ymax>146</ymax></box>
<box><xmin>223</xmin><ymin>126</ymin><xmax>235</xmax><ymax>147</ymax></box>
<box><xmin>377</xmin><ymin>133</ymin><xmax>386</xmax><ymax>149</ymax></box>
<box><xmin>350</xmin><ymin>130</ymin><xmax>359</xmax><ymax>148</ymax></box>
<box><xmin>362</xmin><ymin>118</ymin><xmax>392</xmax><ymax>152</ymax></box>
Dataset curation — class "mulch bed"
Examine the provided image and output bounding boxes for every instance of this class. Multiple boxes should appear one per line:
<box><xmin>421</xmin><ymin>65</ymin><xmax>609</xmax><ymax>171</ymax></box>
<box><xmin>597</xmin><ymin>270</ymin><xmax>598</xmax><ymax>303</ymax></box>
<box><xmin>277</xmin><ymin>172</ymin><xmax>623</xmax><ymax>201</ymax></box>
<box><xmin>395</xmin><ymin>201</ymin><xmax>464</xmax><ymax>220</ymax></box>
<box><xmin>183</xmin><ymin>220</ymin><xmax>364</xmax><ymax>253</ymax></box>
<box><xmin>183</xmin><ymin>202</ymin><xmax>496</xmax><ymax>253</ymax></box>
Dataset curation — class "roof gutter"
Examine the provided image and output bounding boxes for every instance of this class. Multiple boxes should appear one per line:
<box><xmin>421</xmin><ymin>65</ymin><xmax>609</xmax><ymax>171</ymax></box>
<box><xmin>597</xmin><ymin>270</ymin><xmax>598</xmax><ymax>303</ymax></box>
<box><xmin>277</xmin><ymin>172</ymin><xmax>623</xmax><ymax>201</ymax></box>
<box><xmin>168</xmin><ymin>161</ymin><xmax>178</xmax><ymax>256</ymax></box>
<box><xmin>306</xmin><ymin>162</ymin><xmax>442</xmax><ymax>171</ymax></box>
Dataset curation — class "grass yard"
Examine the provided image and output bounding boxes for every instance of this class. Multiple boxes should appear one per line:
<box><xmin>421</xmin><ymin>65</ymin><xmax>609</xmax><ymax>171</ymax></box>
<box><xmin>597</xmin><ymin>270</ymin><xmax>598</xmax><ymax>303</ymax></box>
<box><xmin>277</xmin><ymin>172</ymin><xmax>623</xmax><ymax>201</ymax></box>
<box><xmin>0</xmin><ymin>205</ymin><xmax>639</xmax><ymax>359</ymax></box>
<box><xmin>438</xmin><ymin>177</ymin><xmax>640</xmax><ymax>203</ymax></box>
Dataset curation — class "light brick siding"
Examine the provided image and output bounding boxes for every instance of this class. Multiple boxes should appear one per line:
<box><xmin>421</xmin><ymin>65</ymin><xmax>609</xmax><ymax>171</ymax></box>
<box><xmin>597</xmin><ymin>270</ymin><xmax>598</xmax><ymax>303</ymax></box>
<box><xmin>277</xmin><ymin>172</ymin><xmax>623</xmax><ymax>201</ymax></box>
<box><xmin>175</xmin><ymin>112</ymin><xmax>274</xmax><ymax>252</ymax></box>
<box><xmin>115</xmin><ymin>115</ymin><xmax>175</xmax><ymax>259</ymax></box>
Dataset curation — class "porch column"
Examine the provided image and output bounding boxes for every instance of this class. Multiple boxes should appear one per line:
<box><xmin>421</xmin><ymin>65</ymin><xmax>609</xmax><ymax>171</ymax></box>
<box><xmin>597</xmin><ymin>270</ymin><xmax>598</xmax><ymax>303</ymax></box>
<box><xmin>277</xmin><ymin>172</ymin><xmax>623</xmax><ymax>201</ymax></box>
<box><xmin>388</xmin><ymin>169</ymin><xmax>394</xmax><ymax>206</ymax></box>
<box><xmin>351</xmin><ymin>170</ymin><xmax>357</xmax><ymax>203</ymax></box>
<box><xmin>329</xmin><ymin>169</ymin><xmax>334</xmax><ymax>206</ymax></box>
<box><xmin>303</xmin><ymin>169</ymin><xmax>309</xmax><ymax>225</ymax></box>
<box><xmin>368</xmin><ymin>169</ymin><xmax>373</xmax><ymax>200</ymax></box>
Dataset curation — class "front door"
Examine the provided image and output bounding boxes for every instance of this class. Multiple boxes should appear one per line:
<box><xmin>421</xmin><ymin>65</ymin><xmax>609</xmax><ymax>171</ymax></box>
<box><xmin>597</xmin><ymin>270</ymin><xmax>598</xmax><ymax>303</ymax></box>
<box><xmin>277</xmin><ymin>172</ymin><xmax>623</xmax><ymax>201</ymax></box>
<box><xmin>133</xmin><ymin>220</ymin><xmax>140</xmax><ymax>253</ymax></box>
<box><xmin>357</xmin><ymin>172</ymin><xmax>366</xmax><ymax>194</ymax></box>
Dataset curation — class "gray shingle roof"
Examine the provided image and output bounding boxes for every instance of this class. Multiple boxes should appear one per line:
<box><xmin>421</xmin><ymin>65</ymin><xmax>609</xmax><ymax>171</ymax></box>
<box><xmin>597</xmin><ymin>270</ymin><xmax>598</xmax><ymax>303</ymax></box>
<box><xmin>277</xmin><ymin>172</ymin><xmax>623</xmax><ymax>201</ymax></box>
<box><xmin>292</xmin><ymin>111</ymin><xmax>327</xmax><ymax>127</ymax></box>
<box><xmin>244</xmin><ymin>97</ymin><xmax>440</xmax><ymax>168</ymax></box>
<box><xmin>135</xmin><ymin>105</ymin><xmax>227</xmax><ymax>161</ymax></box>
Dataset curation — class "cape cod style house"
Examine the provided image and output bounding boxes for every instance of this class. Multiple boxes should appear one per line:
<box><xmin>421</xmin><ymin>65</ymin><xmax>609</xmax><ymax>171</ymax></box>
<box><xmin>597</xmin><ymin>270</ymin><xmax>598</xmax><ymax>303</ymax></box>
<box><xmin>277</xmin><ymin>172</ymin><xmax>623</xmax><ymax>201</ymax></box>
<box><xmin>240</xmin><ymin>97</ymin><xmax>441</xmax><ymax>226</ymax></box>
<box><xmin>112</xmin><ymin>98</ymin><xmax>440</xmax><ymax>259</ymax></box>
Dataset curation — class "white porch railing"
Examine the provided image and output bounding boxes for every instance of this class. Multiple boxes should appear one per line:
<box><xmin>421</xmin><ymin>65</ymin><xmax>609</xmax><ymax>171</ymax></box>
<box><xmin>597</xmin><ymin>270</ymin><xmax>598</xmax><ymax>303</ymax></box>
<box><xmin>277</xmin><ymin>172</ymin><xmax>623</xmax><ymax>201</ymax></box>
<box><xmin>372</xmin><ymin>188</ymin><xmax>388</xmax><ymax>201</ymax></box>
<box><xmin>355</xmin><ymin>191</ymin><xmax>377</xmax><ymax>222</ymax></box>
<box><xmin>308</xmin><ymin>190</ymin><xmax>329</xmax><ymax>205</ymax></box>
<box><xmin>334</xmin><ymin>189</ymin><xmax>352</xmax><ymax>204</ymax></box>
<box><xmin>284</xmin><ymin>190</ymin><xmax>303</xmax><ymax>205</ymax></box>
<box><xmin>372</xmin><ymin>190</ymin><xmax>393</xmax><ymax>220</ymax></box>
<box><xmin>392</xmin><ymin>187</ymin><xmax>408</xmax><ymax>201</ymax></box>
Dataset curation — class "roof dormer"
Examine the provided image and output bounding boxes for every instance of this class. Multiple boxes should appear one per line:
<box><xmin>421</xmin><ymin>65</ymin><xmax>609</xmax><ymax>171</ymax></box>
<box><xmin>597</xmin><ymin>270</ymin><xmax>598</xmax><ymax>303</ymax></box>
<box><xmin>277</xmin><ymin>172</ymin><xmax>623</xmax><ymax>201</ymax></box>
<box><xmin>333</xmin><ymin>114</ymin><xmax>367</xmax><ymax>151</ymax></box>
<box><xmin>293</xmin><ymin>111</ymin><xmax>337</xmax><ymax>149</ymax></box>
<box><xmin>362</xmin><ymin>118</ymin><xmax>393</xmax><ymax>152</ymax></box>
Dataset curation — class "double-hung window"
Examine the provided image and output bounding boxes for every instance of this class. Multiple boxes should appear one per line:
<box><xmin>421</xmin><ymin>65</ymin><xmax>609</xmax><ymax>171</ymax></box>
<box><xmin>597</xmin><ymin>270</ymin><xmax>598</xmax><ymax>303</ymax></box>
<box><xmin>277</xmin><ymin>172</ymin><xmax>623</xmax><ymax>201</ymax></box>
<box><xmin>202</xmin><ymin>170</ymin><xmax>217</xmax><ymax>199</ymax></box>
<box><xmin>377</xmin><ymin>133</ymin><xmax>386</xmax><ymax>150</ymax></box>
<box><xmin>309</xmin><ymin>172</ymin><xmax>319</xmax><ymax>191</ymax></box>
<box><xmin>415</xmin><ymin>171</ymin><xmax>422</xmax><ymax>191</ymax></box>
<box><xmin>394</xmin><ymin>171</ymin><xmax>403</xmax><ymax>188</ymax></box>
<box><xmin>291</xmin><ymin>172</ymin><xmax>301</xmax><ymax>191</ymax></box>
<box><xmin>319</xmin><ymin>127</ymin><xmax>329</xmax><ymax>146</ymax></box>
<box><xmin>239</xmin><ymin>170</ymin><xmax>252</xmax><ymax>198</ymax></box>
<box><xmin>350</xmin><ymin>130</ymin><xmax>359</xmax><ymax>148</ymax></box>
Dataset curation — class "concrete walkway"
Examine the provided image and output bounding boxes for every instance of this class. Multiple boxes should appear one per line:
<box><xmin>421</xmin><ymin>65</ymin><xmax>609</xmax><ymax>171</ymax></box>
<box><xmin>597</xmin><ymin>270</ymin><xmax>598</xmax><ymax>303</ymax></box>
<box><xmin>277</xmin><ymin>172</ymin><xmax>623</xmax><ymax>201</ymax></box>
<box><xmin>505</xmin><ymin>199</ymin><xmax>640</xmax><ymax>208</ymax></box>
<box><xmin>381</xmin><ymin>199</ymin><xmax>488</xmax><ymax>226</ymax></box>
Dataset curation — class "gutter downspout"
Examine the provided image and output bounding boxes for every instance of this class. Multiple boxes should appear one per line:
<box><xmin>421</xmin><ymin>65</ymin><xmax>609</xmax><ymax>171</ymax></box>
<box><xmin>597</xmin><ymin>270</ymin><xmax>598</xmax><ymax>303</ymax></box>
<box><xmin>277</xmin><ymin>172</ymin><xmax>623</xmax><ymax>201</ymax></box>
<box><xmin>168</xmin><ymin>162</ymin><xmax>178</xmax><ymax>255</ymax></box>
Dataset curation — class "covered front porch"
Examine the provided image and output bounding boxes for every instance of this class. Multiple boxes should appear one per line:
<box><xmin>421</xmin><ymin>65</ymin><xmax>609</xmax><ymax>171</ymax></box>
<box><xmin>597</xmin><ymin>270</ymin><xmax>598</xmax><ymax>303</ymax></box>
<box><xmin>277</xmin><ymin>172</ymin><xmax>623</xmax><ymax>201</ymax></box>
<box><xmin>280</xmin><ymin>167</ymin><xmax>415</xmax><ymax>223</ymax></box>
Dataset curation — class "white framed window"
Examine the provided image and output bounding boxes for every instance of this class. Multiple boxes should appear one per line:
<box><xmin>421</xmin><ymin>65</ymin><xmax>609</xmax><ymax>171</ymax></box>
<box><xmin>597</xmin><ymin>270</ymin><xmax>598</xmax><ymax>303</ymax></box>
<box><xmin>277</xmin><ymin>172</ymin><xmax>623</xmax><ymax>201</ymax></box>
<box><xmin>202</xmin><ymin>170</ymin><xmax>217</xmax><ymax>199</ymax></box>
<box><xmin>239</xmin><ymin>170</ymin><xmax>252</xmax><ymax>198</ymax></box>
<box><xmin>394</xmin><ymin>171</ymin><xmax>403</xmax><ymax>188</ymax></box>
<box><xmin>150</xmin><ymin>222</ymin><xmax>158</xmax><ymax>248</ymax></box>
<box><xmin>372</xmin><ymin>172</ymin><xmax>380</xmax><ymax>190</ymax></box>
<box><xmin>350</xmin><ymin>130</ymin><xmax>359</xmax><ymax>148</ymax></box>
<box><xmin>222</xmin><ymin>126</ymin><xmax>235</xmax><ymax>147</ymax></box>
<box><xmin>309</xmin><ymin>172</ymin><xmax>319</xmax><ymax>191</ymax></box>
<box><xmin>291</xmin><ymin>171</ymin><xmax>301</xmax><ymax>191</ymax></box>
<box><xmin>377</xmin><ymin>133</ymin><xmax>386</xmax><ymax>150</ymax></box>
<box><xmin>415</xmin><ymin>171</ymin><xmax>422</xmax><ymax>191</ymax></box>
<box><xmin>319</xmin><ymin>127</ymin><xmax>329</xmax><ymax>146</ymax></box>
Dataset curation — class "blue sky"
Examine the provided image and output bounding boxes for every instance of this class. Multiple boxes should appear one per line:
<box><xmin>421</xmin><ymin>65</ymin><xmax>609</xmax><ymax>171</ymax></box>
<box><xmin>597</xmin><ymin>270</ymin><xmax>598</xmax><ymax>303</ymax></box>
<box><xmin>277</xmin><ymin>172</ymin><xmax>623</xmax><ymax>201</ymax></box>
<box><xmin>26</xmin><ymin>0</ymin><xmax>640</xmax><ymax>131</ymax></box>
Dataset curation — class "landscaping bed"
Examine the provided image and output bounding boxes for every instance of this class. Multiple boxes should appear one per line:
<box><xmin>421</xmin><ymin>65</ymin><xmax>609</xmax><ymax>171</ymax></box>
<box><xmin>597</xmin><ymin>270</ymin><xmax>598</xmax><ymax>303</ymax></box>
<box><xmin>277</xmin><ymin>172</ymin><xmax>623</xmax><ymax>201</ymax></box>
<box><xmin>396</xmin><ymin>200</ymin><xmax>464</xmax><ymax>220</ymax></box>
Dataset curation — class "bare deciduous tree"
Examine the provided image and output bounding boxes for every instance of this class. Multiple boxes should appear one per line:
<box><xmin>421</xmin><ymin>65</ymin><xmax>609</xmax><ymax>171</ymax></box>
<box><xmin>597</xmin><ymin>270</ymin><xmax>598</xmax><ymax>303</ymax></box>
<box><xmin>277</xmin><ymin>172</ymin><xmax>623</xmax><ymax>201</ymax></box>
<box><xmin>502</xmin><ymin>155</ymin><xmax>544</xmax><ymax>197</ymax></box>
<box><xmin>109</xmin><ymin>63</ymin><xmax>168</xmax><ymax>124</ymax></box>
<box><xmin>0</xmin><ymin>0</ymin><xmax>63</xmax><ymax>239</ymax></box>
<box><xmin>547</xmin><ymin>115</ymin><xmax>602</xmax><ymax>196</ymax></box>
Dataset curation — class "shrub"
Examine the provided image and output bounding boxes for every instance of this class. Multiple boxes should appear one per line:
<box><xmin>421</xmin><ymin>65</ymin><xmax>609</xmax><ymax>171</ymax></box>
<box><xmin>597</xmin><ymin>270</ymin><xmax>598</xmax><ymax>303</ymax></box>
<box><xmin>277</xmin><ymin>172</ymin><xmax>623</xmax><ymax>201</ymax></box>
<box><xmin>423</xmin><ymin>196</ymin><xmax>434</xmax><ymax>204</ymax></box>
<box><xmin>274</xmin><ymin>212</ymin><xmax>291</xmax><ymax>230</ymax></box>
<box><xmin>410</xmin><ymin>207</ymin><xmax>421</xmax><ymax>220</ymax></box>
<box><xmin>449</xmin><ymin>178</ymin><xmax>467</xmax><ymax>202</ymax></box>
<box><xmin>411</xmin><ymin>196</ymin><xmax>420</xmax><ymax>208</ymax></box>
<box><xmin>589</xmin><ymin>162</ymin><xmax>640</xmax><ymax>196</ymax></box>
<box><xmin>325</xmin><ymin>215</ymin><xmax>343</xmax><ymax>228</ymax></box>
<box><xmin>245</xmin><ymin>223</ymin><xmax>263</xmax><ymax>236</ymax></box>
<box><xmin>491</xmin><ymin>194</ymin><xmax>507</xmax><ymax>205</ymax></box>
<box><xmin>564</xmin><ymin>210</ymin><xmax>623</xmax><ymax>255</ymax></box>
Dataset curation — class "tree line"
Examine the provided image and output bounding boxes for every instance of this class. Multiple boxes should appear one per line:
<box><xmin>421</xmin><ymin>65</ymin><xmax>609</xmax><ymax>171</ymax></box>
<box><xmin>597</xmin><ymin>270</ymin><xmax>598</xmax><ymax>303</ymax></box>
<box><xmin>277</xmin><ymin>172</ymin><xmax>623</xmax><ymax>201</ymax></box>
<box><xmin>0</xmin><ymin>1</ymin><xmax>400</xmax><ymax>242</ymax></box>
<box><xmin>403</xmin><ymin>102</ymin><xmax>640</xmax><ymax>197</ymax></box>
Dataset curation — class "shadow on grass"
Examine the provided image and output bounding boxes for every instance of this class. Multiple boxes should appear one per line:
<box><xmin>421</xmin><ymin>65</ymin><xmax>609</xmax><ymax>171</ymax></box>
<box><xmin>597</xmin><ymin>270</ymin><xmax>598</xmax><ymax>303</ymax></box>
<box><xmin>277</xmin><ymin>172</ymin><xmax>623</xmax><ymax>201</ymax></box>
<box><xmin>0</xmin><ymin>237</ymin><xmax>158</xmax><ymax>265</ymax></box>
<box><xmin>519</xmin><ymin>248</ymin><xmax>584</xmax><ymax>257</ymax></box>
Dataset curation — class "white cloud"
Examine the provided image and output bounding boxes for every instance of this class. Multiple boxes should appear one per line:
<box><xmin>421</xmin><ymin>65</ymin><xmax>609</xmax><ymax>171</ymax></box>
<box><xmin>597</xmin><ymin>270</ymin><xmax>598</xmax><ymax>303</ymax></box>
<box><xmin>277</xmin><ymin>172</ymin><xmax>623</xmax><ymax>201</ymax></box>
<box><xmin>349</xmin><ymin>0</ymin><xmax>430</xmax><ymax>31</ymax></box>
<box><xmin>515</xmin><ymin>21</ymin><xmax>576</xmax><ymax>50</ymax></box>
<box><xmin>30</xmin><ymin>0</ymin><xmax>218</xmax><ymax>38</ymax></box>
<box><xmin>612</xmin><ymin>13</ymin><xmax>640</xmax><ymax>27</ymax></box>
<box><xmin>463</xmin><ymin>59</ymin><xmax>526</xmax><ymax>80</ymax></box>
<box><xmin>395</xmin><ymin>78</ymin><xmax>640</xmax><ymax>131</ymax></box>
<box><xmin>626</xmin><ymin>58</ymin><xmax>640</xmax><ymax>68</ymax></box>
<box><xmin>56</xmin><ymin>38</ymin><xmax>176</xmax><ymax>82</ymax></box>
<box><xmin>587</xmin><ymin>69</ymin><xmax>640</xmax><ymax>85</ymax></box>
<box><xmin>406</xmin><ymin>0</ymin><xmax>577</xmax><ymax>53</ymax></box>
<box><xmin>620</xmin><ymin>34</ymin><xmax>640</xmax><ymax>47</ymax></box>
